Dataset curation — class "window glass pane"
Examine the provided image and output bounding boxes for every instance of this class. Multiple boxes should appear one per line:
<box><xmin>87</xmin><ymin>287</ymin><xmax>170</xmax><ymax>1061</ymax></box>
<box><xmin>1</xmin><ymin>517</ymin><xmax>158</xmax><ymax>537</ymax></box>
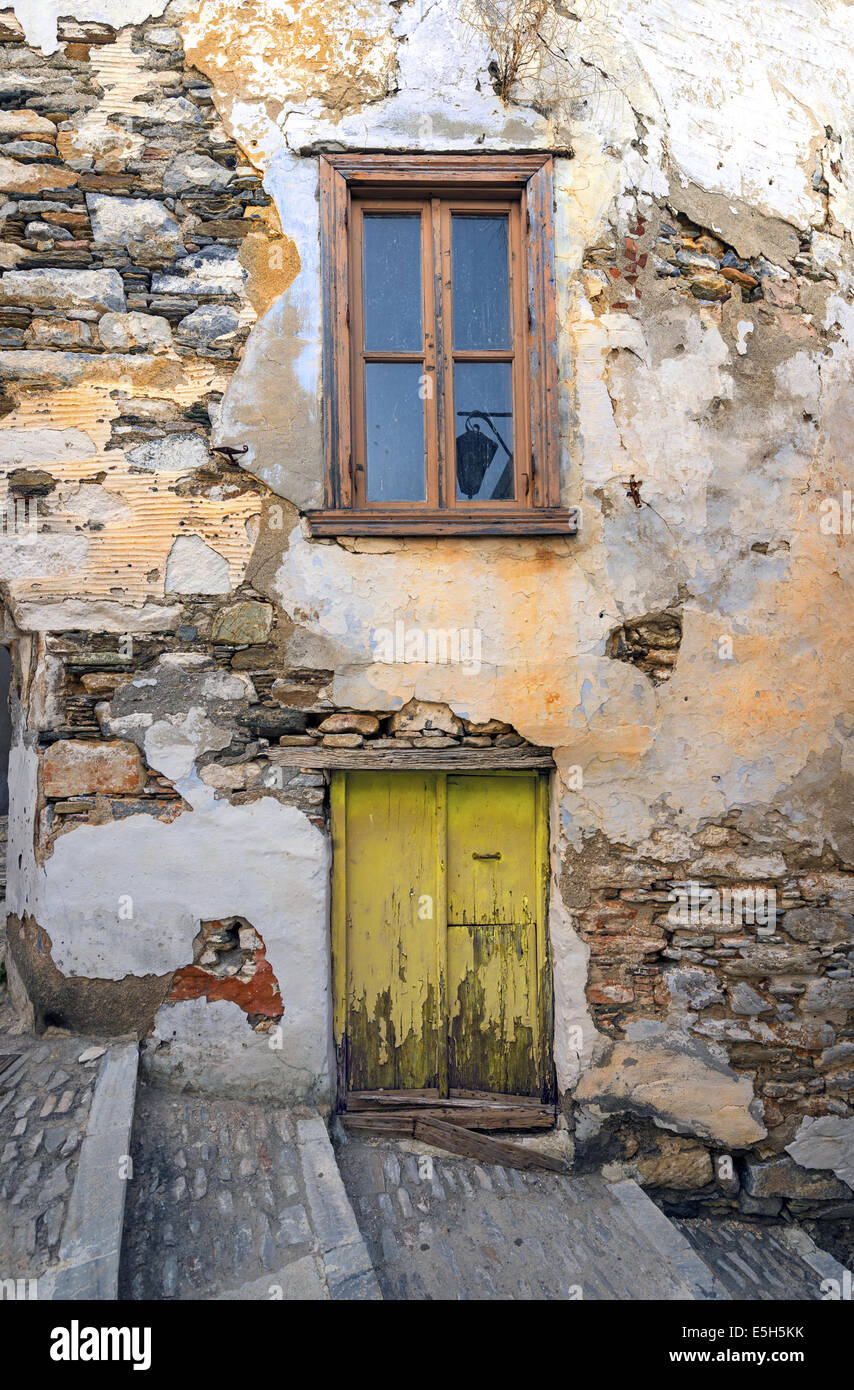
<box><xmin>452</xmin><ymin>215</ymin><xmax>510</xmax><ymax>350</ymax></box>
<box><xmin>365</xmin><ymin>362</ymin><xmax>426</xmax><ymax>501</ymax></box>
<box><xmin>363</xmin><ymin>214</ymin><xmax>422</xmax><ymax>351</ymax></box>
<box><xmin>454</xmin><ymin>362</ymin><xmax>514</xmax><ymax>501</ymax></box>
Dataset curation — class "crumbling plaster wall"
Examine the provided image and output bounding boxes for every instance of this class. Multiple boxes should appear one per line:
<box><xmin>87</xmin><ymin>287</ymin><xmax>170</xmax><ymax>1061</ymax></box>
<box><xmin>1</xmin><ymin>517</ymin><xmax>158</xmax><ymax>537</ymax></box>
<box><xmin>1</xmin><ymin>0</ymin><xmax>853</xmax><ymax>1183</ymax></box>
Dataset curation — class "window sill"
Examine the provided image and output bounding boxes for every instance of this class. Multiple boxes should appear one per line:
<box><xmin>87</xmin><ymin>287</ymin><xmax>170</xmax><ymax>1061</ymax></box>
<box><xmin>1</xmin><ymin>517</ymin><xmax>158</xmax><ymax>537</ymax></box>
<box><xmin>305</xmin><ymin>507</ymin><xmax>579</xmax><ymax>538</ymax></box>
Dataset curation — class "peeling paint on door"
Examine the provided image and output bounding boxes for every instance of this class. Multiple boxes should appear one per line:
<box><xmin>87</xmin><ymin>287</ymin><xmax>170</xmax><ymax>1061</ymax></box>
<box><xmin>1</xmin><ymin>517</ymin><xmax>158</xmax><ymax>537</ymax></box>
<box><xmin>333</xmin><ymin>770</ymin><xmax>552</xmax><ymax>1099</ymax></box>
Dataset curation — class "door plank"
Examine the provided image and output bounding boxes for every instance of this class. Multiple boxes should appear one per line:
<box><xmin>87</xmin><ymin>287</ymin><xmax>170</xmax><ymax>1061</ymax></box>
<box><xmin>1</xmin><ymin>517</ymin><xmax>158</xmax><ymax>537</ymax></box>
<box><xmin>413</xmin><ymin>1117</ymin><xmax>566</xmax><ymax>1170</ymax></box>
<box><xmin>348</xmin><ymin>1088</ymin><xmax>442</xmax><ymax>1105</ymax></box>
<box><xmin>344</xmin><ymin>1105</ymin><xmax>553</xmax><ymax>1130</ymax></box>
<box><xmin>435</xmin><ymin>771</ymin><xmax>449</xmax><ymax>1098</ymax></box>
<box><xmin>271</xmin><ymin>746</ymin><xmax>554</xmax><ymax>770</ymax></box>
<box><xmin>341</xmin><ymin>1114</ymin><xmax>417</xmax><ymax>1136</ymax></box>
<box><xmin>450</xmin><ymin>1088</ymin><xmax>545</xmax><ymax>1105</ymax></box>
<box><xmin>447</xmin><ymin>773</ymin><xmax>537</xmax><ymax>924</ymax></box>
<box><xmin>347</xmin><ymin>1088</ymin><xmax>546</xmax><ymax>1109</ymax></box>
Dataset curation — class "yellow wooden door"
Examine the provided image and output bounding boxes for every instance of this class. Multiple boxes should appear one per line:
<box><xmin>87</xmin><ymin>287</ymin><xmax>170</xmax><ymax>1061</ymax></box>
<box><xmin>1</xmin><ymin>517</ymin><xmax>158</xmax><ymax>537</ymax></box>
<box><xmin>332</xmin><ymin>770</ymin><xmax>551</xmax><ymax>1100</ymax></box>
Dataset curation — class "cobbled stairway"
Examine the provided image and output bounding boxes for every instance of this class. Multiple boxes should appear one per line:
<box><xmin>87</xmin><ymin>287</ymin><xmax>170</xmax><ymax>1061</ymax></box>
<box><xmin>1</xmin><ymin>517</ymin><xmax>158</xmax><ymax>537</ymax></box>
<box><xmin>336</xmin><ymin>1134</ymin><xmax>845</xmax><ymax>1301</ymax></box>
<box><xmin>5</xmin><ymin>967</ymin><xmax>847</xmax><ymax>1304</ymax></box>
<box><xmin>119</xmin><ymin>1083</ymin><xmax>379</xmax><ymax>1300</ymax></box>
<box><xmin>115</xmin><ymin>1082</ymin><xmax>848</xmax><ymax>1302</ymax></box>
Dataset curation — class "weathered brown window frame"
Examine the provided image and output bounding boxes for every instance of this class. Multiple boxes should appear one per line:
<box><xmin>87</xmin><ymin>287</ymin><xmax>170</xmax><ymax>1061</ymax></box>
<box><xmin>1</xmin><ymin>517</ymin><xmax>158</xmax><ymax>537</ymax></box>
<box><xmin>308</xmin><ymin>153</ymin><xmax>575</xmax><ymax>537</ymax></box>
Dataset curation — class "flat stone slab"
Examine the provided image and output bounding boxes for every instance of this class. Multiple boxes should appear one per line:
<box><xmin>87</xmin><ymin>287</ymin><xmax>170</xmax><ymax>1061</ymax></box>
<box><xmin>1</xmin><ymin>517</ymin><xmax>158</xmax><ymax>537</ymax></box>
<box><xmin>216</xmin><ymin>1255</ymin><xmax>327</xmax><ymax>1301</ymax></box>
<box><xmin>609</xmin><ymin>1178</ymin><xmax>731</xmax><ymax>1300</ymax></box>
<box><xmin>52</xmin><ymin>1043</ymin><xmax>139</xmax><ymax>1300</ymax></box>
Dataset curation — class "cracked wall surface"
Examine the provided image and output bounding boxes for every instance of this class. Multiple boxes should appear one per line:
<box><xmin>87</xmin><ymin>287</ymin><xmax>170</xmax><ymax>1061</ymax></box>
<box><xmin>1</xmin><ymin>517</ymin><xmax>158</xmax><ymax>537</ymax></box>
<box><xmin>0</xmin><ymin>0</ymin><xmax>853</xmax><ymax>1198</ymax></box>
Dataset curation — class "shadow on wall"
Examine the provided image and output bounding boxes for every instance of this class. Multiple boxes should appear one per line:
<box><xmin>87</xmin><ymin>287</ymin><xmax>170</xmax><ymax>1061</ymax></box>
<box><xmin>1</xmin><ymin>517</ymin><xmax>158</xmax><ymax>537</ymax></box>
<box><xmin>0</xmin><ymin>644</ymin><xmax>9</xmax><ymax>816</ymax></box>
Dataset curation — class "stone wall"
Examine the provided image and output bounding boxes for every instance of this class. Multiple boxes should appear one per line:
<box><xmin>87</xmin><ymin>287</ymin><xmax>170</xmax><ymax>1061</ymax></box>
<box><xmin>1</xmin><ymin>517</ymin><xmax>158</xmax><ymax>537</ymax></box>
<box><xmin>0</xmin><ymin>0</ymin><xmax>852</xmax><ymax>1203</ymax></box>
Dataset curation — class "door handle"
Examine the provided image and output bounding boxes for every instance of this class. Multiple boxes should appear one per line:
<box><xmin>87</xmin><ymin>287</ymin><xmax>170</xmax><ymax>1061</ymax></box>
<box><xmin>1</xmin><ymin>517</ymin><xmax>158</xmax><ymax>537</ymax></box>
<box><xmin>472</xmin><ymin>851</ymin><xmax>502</xmax><ymax>860</ymax></box>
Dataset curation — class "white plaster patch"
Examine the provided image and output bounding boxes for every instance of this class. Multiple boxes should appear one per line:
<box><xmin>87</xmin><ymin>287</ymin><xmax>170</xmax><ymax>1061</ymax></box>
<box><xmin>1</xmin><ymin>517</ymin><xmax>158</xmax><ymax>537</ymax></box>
<box><xmin>616</xmin><ymin>0</ymin><xmax>853</xmax><ymax>229</ymax></box>
<box><xmin>143</xmin><ymin>711</ymin><xmax>231</xmax><ymax>807</ymax></box>
<box><xmin>6</xmin><ymin>738</ymin><xmax>39</xmax><ymax>921</ymax></box>
<box><xmin>10</xmin><ymin>0</ymin><xmax>169</xmax><ymax>53</ymax></box>
<box><xmin>216</xmin><ymin>154</ymin><xmax>322</xmax><ymax>506</ymax></box>
<box><xmin>33</xmin><ymin>795</ymin><xmax>331</xmax><ymax>1104</ymax></box>
<box><xmin>735</xmin><ymin>320</ymin><xmax>754</xmax><ymax>356</ymax></box>
<box><xmin>127</xmin><ymin>435</ymin><xmax>210</xmax><ymax>473</ymax></box>
<box><xmin>774</xmin><ymin>351</ymin><xmax>821</xmax><ymax>412</ymax></box>
<box><xmin>550</xmin><ymin>893</ymin><xmax>595</xmax><ymax>1091</ymax></box>
<box><xmin>0</xmin><ymin>533</ymin><xmax>89</xmax><ymax>584</ymax></box>
<box><xmin>144</xmin><ymin>997</ymin><xmax>330</xmax><ymax>1105</ymax></box>
<box><xmin>165</xmin><ymin>534</ymin><xmax>232</xmax><ymax>594</ymax></box>
<box><xmin>0</xmin><ymin>427</ymin><xmax>97</xmax><ymax>467</ymax></box>
<box><xmin>37</xmin><ymin>795</ymin><xmax>329</xmax><ymax>1100</ymax></box>
<box><xmin>56</xmin><ymin>482</ymin><xmax>132</xmax><ymax>526</ymax></box>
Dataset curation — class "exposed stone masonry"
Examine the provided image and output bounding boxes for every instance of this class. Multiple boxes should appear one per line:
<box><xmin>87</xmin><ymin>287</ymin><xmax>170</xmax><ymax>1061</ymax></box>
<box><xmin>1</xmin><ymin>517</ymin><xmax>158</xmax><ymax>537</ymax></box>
<box><xmin>42</xmin><ymin>618</ymin><xmax>544</xmax><ymax>840</ymax></box>
<box><xmin>567</xmin><ymin>824</ymin><xmax>854</xmax><ymax>1215</ymax></box>
<box><xmin>582</xmin><ymin>203</ymin><xmax>831</xmax><ymax>326</ymax></box>
<box><xmin>166</xmin><ymin>917</ymin><xmax>284</xmax><ymax>1032</ymax></box>
<box><xmin>606</xmin><ymin>608</ymin><xmax>683</xmax><ymax>684</ymax></box>
<box><xmin>0</xmin><ymin>11</ymin><xmax>268</xmax><ymax>363</ymax></box>
<box><xmin>0</xmin><ymin>6</ymin><xmax>284</xmax><ymax>610</ymax></box>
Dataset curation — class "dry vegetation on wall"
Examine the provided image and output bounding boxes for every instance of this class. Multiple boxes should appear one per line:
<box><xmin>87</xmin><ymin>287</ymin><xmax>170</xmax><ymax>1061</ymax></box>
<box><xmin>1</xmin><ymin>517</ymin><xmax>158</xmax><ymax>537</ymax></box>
<box><xmin>459</xmin><ymin>0</ymin><xmax>557</xmax><ymax>102</ymax></box>
<box><xmin>458</xmin><ymin>0</ymin><xmax>619</xmax><ymax>126</ymax></box>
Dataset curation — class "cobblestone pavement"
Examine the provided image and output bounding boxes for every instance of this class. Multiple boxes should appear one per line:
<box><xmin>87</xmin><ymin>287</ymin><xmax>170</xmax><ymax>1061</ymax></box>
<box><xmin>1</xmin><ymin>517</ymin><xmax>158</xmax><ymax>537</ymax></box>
<box><xmin>673</xmin><ymin>1219</ymin><xmax>829</xmax><ymax>1300</ymax></box>
<box><xmin>336</xmin><ymin>1132</ymin><xmax>845</xmax><ymax>1302</ymax></box>
<box><xmin>0</xmin><ymin>998</ymin><xmax>112</xmax><ymax>1293</ymax></box>
<box><xmin>336</xmin><ymin>1132</ymin><xmax>722</xmax><ymax>1300</ymax></box>
<box><xmin>119</xmin><ymin>1081</ymin><xmax>379</xmax><ymax>1301</ymax></box>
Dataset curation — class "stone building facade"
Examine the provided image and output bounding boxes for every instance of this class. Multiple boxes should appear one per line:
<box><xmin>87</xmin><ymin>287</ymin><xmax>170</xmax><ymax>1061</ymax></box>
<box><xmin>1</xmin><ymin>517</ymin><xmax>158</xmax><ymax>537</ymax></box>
<box><xmin>0</xmin><ymin>0</ymin><xmax>853</xmax><ymax>1218</ymax></box>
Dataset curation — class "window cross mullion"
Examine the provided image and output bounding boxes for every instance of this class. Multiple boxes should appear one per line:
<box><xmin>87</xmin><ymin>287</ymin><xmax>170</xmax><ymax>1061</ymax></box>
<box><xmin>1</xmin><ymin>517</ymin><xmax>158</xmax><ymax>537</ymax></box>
<box><xmin>431</xmin><ymin>195</ymin><xmax>448</xmax><ymax>512</ymax></box>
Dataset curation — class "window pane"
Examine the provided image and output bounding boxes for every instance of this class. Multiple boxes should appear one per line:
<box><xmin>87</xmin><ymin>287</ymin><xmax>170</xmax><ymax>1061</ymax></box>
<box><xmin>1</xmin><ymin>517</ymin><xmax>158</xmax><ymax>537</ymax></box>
<box><xmin>365</xmin><ymin>362</ymin><xmax>426</xmax><ymax>502</ymax></box>
<box><xmin>363</xmin><ymin>214</ymin><xmax>422</xmax><ymax>351</ymax></box>
<box><xmin>454</xmin><ymin>362</ymin><xmax>514</xmax><ymax>501</ymax></box>
<box><xmin>452</xmin><ymin>215</ymin><xmax>510</xmax><ymax>350</ymax></box>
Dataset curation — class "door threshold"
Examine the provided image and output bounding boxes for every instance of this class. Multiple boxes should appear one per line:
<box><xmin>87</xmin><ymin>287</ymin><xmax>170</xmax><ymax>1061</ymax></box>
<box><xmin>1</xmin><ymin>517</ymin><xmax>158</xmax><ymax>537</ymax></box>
<box><xmin>343</xmin><ymin>1090</ymin><xmax>556</xmax><ymax>1132</ymax></box>
<box><xmin>340</xmin><ymin>1112</ymin><xmax>567</xmax><ymax>1173</ymax></box>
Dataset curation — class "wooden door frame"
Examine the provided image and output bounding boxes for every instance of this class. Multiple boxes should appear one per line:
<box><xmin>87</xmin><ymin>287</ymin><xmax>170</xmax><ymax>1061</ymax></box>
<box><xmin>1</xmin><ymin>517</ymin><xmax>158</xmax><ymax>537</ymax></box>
<box><xmin>330</xmin><ymin>768</ymin><xmax>555</xmax><ymax>1110</ymax></box>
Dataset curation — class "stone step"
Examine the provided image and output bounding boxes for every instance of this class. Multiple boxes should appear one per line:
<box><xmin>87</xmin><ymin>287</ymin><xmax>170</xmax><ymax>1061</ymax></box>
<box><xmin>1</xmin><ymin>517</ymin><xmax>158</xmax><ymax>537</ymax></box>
<box><xmin>335</xmin><ymin>1134</ymin><xmax>732</xmax><ymax>1300</ymax></box>
<box><xmin>673</xmin><ymin>1217</ymin><xmax>846</xmax><ymax>1301</ymax></box>
<box><xmin>607</xmin><ymin>1177</ymin><xmax>732</xmax><ymax>1300</ymax></box>
<box><xmin>335</xmin><ymin>1131</ymin><xmax>850</xmax><ymax>1301</ymax></box>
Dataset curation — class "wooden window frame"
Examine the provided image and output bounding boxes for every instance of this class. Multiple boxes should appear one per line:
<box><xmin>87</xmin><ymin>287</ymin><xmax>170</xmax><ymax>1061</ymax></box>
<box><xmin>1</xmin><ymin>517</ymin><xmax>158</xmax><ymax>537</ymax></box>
<box><xmin>309</xmin><ymin>153</ymin><xmax>576</xmax><ymax>538</ymax></box>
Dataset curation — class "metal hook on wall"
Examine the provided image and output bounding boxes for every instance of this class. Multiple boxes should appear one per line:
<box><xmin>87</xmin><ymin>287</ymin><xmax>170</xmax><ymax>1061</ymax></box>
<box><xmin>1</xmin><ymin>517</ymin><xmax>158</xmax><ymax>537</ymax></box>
<box><xmin>210</xmin><ymin>445</ymin><xmax>249</xmax><ymax>464</ymax></box>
